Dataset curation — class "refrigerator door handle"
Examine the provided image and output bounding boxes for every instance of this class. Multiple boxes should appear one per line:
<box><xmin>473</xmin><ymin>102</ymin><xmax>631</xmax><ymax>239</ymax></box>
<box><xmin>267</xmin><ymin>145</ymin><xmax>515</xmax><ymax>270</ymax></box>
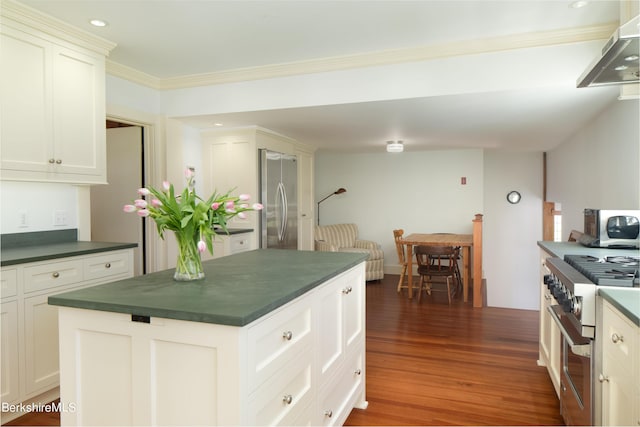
<box><xmin>276</xmin><ymin>182</ymin><xmax>286</xmax><ymax>241</ymax></box>
<box><xmin>281</xmin><ymin>183</ymin><xmax>288</xmax><ymax>241</ymax></box>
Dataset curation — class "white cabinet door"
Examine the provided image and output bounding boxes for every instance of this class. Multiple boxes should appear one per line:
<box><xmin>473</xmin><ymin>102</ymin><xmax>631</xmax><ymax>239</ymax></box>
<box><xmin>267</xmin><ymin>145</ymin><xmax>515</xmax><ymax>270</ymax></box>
<box><xmin>23</xmin><ymin>293</ymin><xmax>60</xmax><ymax>395</ymax></box>
<box><xmin>0</xmin><ymin>26</ymin><xmax>51</xmax><ymax>174</ymax></box>
<box><xmin>1</xmin><ymin>301</ymin><xmax>20</xmax><ymax>404</ymax></box>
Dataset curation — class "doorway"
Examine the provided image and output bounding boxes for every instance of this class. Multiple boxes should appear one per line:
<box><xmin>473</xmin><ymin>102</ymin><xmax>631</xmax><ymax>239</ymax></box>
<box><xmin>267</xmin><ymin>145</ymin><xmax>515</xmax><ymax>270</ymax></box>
<box><xmin>90</xmin><ymin>121</ymin><xmax>146</xmax><ymax>275</ymax></box>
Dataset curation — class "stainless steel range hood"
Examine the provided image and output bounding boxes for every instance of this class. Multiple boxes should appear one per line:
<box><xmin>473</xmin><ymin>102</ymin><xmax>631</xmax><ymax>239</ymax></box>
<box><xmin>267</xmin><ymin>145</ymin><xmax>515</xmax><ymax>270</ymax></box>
<box><xmin>577</xmin><ymin>15</ymin><xmax>640</xmax><ymax>88</ymax></box>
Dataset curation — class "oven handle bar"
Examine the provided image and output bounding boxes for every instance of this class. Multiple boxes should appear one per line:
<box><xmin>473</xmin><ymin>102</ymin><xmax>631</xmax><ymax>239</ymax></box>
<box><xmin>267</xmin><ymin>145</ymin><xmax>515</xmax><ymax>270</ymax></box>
<box><xmin>548</xmin><ymin>305</ymin><xmax>592</xmax><ymax>358</ymax></box>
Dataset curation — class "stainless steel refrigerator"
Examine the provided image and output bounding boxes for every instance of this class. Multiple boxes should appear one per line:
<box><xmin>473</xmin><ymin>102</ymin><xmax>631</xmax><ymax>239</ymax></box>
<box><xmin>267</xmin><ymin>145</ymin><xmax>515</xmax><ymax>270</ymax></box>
<box><xmin>259</xmin><ymin>149</ymin><xmax>298</xmax><ymax>249</ymax></box>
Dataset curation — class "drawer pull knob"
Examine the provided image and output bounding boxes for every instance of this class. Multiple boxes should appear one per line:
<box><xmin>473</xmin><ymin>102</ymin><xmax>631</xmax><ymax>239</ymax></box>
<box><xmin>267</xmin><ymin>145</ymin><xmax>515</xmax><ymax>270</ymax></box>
<box><xmin>611</xmin><ymin>333</ymin><xmax>624</xmax><ymax>343</ymax></box>
<box><xmin>56</xmin><ymin>159</ymin><xmax>62</xmax><ymax>164</ymax></box>
<box><xmin>105</xmin><ymin>263</ymin><xmax>111</xmax><ymax>269</ymax></box>
<box><xmin>342</xmin><ymin>286</ymin><xmax>352</xmax><ymax>294</ymax></box>
<box><xmin>52</xmin><ymin>272</ymin><xmax>60</xmax><ymax>278</ymax></box>
<box><xmin>49</xmin><ymin>158</ymin><xmax>56</xmax><ymax>164</ymax></box>
<box><xmin>282</xmin><ymin>331</ymin><xmax>293</xmax><ymax>341</ymax></box>
<box><xmin>282</xmin><ymin>394</ymin><xmax>293</xmax><ymax>405</ymax></box>
<box><xmin>354</xmin><ymin>369</ymin><xmax>362</xmax><ymax>375</ymax></box>
<box><xmin>598</xmin><ymin>374</ymin><xmax>609</xmax><ymax>383</ymax></box>
<box><xmin>324</xmin><ymin>410</ymin><xmax>333</xmax><ymax>418</ymax></box>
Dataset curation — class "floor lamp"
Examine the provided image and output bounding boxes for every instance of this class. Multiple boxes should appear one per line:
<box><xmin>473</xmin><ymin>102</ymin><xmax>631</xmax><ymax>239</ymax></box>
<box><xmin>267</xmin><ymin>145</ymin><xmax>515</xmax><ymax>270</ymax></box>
<box><xmin>317</xmin><ymin>188</ymin><xmax>346</xmax><ymax>225</ymax></box>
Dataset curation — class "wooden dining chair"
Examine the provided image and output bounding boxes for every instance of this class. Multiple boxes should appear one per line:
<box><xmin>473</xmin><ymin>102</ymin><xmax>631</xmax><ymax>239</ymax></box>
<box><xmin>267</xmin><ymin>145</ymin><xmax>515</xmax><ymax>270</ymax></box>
<box><xmin>414</xmin><ymin>245</ymin><xmax>460</xmax><ymax>304</ymax></box>
<box><xmin>393</xmin><ymin>229</ymin><xmax>408</xmax><ymax>293</ymax></box>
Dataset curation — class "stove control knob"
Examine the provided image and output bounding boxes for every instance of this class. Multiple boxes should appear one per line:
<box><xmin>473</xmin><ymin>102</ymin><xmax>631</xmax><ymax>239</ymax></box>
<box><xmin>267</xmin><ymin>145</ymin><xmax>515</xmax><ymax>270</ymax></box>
<box><xmin>572</xmin><ymin>297</ymin><xmax>581</xmax><ymax>317</ymax></box>
<box><xmin>562</xmin><ymin>298</ymin><xmax>573</xmax><ymax>313</ymax></box>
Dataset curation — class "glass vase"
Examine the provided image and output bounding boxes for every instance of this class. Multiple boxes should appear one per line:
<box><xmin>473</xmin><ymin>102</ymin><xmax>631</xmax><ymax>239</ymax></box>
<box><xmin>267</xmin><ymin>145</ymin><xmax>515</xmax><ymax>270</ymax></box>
<box><xmin>174</xmin><ymin>232</ymin><xmax>205</xmax><ymax>281</ymax></box>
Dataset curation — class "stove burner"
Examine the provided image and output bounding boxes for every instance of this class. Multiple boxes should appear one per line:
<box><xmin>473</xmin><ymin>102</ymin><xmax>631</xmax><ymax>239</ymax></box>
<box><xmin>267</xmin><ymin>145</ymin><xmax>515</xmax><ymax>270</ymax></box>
<box><xmin>564</xmin><ymin>254</ymin><xmax>639</xmax><ymax>287</ymax></box>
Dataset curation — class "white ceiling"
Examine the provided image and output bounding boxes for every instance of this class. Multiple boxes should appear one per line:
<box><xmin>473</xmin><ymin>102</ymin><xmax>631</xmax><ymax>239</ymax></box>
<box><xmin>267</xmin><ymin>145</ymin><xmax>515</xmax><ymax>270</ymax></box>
<box><xmin>19</xmin><ymin>0</ymin><xmax>630</xmax><ymax>153</ymax></box>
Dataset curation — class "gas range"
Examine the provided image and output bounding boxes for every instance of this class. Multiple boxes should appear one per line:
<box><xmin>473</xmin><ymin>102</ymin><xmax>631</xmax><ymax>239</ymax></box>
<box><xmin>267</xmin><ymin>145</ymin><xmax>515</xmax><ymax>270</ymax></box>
<box><xmin>544</xmin><ymin>254</ymin><xmax>639</xmax><ymax>338</ymax></box>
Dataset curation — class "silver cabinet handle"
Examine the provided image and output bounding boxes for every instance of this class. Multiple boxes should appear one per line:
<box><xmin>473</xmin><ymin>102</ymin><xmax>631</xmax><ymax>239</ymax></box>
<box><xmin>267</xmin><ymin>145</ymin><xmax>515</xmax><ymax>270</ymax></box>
<box><xmin>49</xmin><ymin>158</ymin><xmax>56</xmax><ymax>164</ymax></box>
<box><xmin>282</xmin><ymin>331</ymin><xmax>293</xmax><ymax>341</ymax></box>
<box><xmin>342</xmin><ymin>286</ymin><xmax>352</xmax><ymax>294</ymax></box>
<box><xmin>282</xmin><ymin>394</ymin><xmax>292</xmax><ymax>405</ymax></box>
<box><xmin>324</xmin><ymin>410</ymin><xmax>333</xmax><ymax>418</ymax></box>
<box><xmin>52</xmin><ymin>272</ymin><xmax>60</xmax><ymax>278</ymax></box>
<box><xmin>105</xmin><ymin>263</ymin><xmax>111</xmax><ymax>269</ymax></box>
<box><xmin>55</xmin><ymin>159</ymin><xmax>62</xmax><ymax>164</ymax></box>
<box><xmin>611</xmin><ymin>333</ymin><xmax>624</xmax><ymax>343</ymax></box>
<box><xmin>598</xmin><ymin>373</ymin><xmax>610</xmax><ymax>383</ymax></box>
<box><xmin>354</xmin><ymin>369</ymin><xmax>362</xmax><ymax>375</ymax></box>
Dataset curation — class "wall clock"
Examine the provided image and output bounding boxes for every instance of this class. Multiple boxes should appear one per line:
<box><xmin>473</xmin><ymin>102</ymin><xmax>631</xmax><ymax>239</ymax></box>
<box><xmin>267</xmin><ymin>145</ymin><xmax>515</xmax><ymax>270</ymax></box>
<box><xmin>507</xmin><ymin>191</ymin><xmax>521</xmax><ymax>204</ymax></box>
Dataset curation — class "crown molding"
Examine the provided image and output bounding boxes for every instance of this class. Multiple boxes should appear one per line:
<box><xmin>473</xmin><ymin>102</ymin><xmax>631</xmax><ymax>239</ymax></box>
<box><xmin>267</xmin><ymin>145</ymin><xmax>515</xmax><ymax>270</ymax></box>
<box><xmin>1</xmin><ymin>0</ymin><xmax>116</xmax><ymax>56</ymax></box>
<box><xmin>107</xmin><ymin>22</ymin><xmax>617</xmax><ymax>91</ymax></box>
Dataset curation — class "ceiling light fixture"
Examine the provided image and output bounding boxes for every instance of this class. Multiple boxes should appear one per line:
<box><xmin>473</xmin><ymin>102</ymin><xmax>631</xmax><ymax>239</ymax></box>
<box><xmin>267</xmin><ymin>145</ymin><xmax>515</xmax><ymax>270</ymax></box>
<box><xmin>89</xmin><ymin>19</ymin><xmax>108</xmax><ymax>27</ymax></box>
<box><xmin>386</xmin><ymin>140</ymin><xmax>404</xmax><ymax>153</ymax></box>
<box><xmin>625</xmin><ymin>55</ymin><xmax>639</xmax><ymax>61</ymax></box>
<box><xmin>569</xmin><ymin>0</ymin><xmax>589</xmax><ymax>8</ymax></box>
<box><xmin>615</xmin><ymin>65</ymin><xmax>629</xmax><ymax>71</ymax></box>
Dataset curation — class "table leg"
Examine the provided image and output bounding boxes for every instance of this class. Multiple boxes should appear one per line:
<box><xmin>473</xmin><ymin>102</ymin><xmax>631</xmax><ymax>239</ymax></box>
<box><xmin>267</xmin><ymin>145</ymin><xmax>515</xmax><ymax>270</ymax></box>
<box><xmin>406</xmin><ymin>244</ymin><xmax>413</xmax><ymax>299</ymax></box>
<box><xmin>462</xmin><ymin>246</ymin><xmax>470</xmax><ymax>303</ymax></box>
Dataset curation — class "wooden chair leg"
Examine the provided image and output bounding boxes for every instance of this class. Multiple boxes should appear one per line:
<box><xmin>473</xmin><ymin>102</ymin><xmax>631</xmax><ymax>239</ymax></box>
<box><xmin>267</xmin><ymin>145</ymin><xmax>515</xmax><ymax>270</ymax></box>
<box><xmin>418</xmin><ymin>276</ymin><xmax>424</xmax><ymax>302</ymax></box>
<box><xmin>397</xmin><ymin>265</ymin><xmax>407</xmax><ymax>292</ymax></box>
<box><xmin>446</xmin><ymin>277</ymin><xmax>452</xmax><ymax>305</ymax></box>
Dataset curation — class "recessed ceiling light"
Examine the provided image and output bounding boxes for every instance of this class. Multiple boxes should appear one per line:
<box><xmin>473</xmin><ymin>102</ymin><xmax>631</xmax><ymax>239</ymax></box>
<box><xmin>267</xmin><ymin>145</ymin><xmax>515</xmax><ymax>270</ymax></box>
<box><xmin>624</xmin><ymin>55</ymin><xmax>639</xmax><ymax>61</ymax></box>
<box><xmin>615</xmin><ymin>65</ymin><xmax>629</xmax><ymax>71</ymax></box>
<box><xmin>386</xmin><ymin>140</ymin><xmax>404</xmax><ymax>153</ymax></box>
<box><xmin>89</xmin><ymin>19</ymin><xmax>108</xmax><ymax>27</ymax></box>
<box><xmin>569</xmin><ymin>0</ymin><xmax>589</xmax><ymax>8</ymax></box>
<box><xmin>213</xmin><ymin>123</ymin><xmax>223</xmax><ymax>127</ymax></box>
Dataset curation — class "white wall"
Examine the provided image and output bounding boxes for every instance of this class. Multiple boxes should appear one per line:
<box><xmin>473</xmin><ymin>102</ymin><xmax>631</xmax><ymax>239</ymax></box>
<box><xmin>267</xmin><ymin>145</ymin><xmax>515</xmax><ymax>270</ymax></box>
<box><xmin>547</xmin><ymin>99</ymin><xmax>640</xmax><ymax>237</ymax></box>
<box><xmin>0</xmin><ymin>181</ymin><xmax>78</xmax><ymax>234</ymax></box>
<box><xmin>315</xmin><ymin>149</ymin><xmax>484</xmax><ymax>275</ymax></box>
<box><xmin>483</xmin><ymin>150</ymin><xmax>543</xmax><ymax>310</ymax></box>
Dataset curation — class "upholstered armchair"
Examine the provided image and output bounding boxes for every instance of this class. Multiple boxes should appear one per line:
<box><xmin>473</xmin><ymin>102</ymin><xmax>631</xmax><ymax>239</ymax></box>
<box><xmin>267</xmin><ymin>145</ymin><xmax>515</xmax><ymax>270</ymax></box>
<box><xmin>314</xmin><ymin>223</ymin><xmax>384</xmax><ymax>281</ymax></box>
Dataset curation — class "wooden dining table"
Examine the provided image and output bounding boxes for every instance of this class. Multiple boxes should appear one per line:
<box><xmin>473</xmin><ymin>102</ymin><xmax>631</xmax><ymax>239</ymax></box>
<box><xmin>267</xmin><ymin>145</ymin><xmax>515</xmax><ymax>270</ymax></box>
<box><xmin>400</xmin><ymin>215</ymin><xmax>484</xmax><ymax>307</ymax></box>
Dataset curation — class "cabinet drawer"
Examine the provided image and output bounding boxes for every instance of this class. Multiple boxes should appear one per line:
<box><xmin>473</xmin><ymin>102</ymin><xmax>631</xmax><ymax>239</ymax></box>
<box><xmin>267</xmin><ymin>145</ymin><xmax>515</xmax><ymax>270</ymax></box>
<box><xmin>248</xmin><ymin>351</ymin><xmax>314</xmax><ymax>426</ymax></box>
<box><xmin>319</xmin><ymin>349</ymin><xmax>365</xmax><ymax>426</ymax></box>
<box><xmin>603</xmin><ymin>301</ymin><xmax>637</xmax><ymax>366</ymax></box>
<box><xmin>247</xmin><ymin>296</ymin><xmax>313</xmax><ymax>390</ymax></box>
<box><xmin>24</xmin><ymin>260</ymin><xmax>82</xmax><ymax>293</ymax></box>
<box><xmin>84</xmin><ymin>251</ymin><xmax>131</xmax><ymax>281</ymax></box>
<box><xmin>230</xmin><ymin>234</ymin><xmax>251</xmax><ymax>254</ymax></box>
<box><xmin>1</xmin><ymin>268</ymin><xmax>18</xmax><ymax>298</ymax></box>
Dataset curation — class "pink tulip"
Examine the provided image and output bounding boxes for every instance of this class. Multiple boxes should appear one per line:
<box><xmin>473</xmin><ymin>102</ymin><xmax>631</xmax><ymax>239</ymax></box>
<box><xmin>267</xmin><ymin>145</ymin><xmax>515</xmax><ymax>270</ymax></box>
<box><xmin>134</xmin><ymin>199</ymin><xmax>147</xmax><ymax>208</ymax></box>
<box><xmin>137</xmin><ymin>188</ymin><xmax>150</xmax><ymax>196</ymax></box>
<box><xmin>151</xmin><ymin>199</ymin><xmax>162</xmax><ymax>207</ymax></box>
<box><xmin>211</xmin><ymin>202</ymin><xmax>220</xmax><ymax>210</ymax></box>
<box><xmin>225</xmin><ymin>201</ymin><xmax>235</xmax><ymax>209</ymax></box>
<box><xmin>239</xmin><ymin>203</ymin><xmax>249</xmax><ymax>209</ymax></box>
<box><xmin>123</xmin><ymin>204</ymin><xmax>137</xmax><ymax>213</ymax></box>
<box><xmin>162</xmin><ymin>181</ymin><xmax>170</xmax><ymax>191</ymax></box>
<box><xmin>197</xmin><ymin>240</ymin><xmax>206</xmax><ymax>253</ymax></box>
<box><xmin>185</xmin><ymin>168</ymin><xmax>194</xmax><ymax>179</ymax></box>
<box><xmin>239</xmin><ymin>194</ymin><xmax>250</xmax><ymax>201</ymax></box>
<box><xmin>237</xmin><ymin>212</ymin><xmax>247</xmax><ymax>219</ymax></box>
<box><xmin>137</xmin><ymin>209</ymin><xmax>150</xmax><ymax>217</ymax></box>
<box><xmin>253</xmin><ymin>203</ymin><xmax>264</xmax><ymax>210</ymax></box>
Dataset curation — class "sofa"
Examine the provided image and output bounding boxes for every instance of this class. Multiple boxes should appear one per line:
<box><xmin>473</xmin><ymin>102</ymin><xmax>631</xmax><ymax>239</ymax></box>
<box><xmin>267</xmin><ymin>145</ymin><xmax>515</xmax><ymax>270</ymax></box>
<box><xmin>314</xmin><ymin>223</ymin><xmax>384</xmax><ymax>281</ymax></box>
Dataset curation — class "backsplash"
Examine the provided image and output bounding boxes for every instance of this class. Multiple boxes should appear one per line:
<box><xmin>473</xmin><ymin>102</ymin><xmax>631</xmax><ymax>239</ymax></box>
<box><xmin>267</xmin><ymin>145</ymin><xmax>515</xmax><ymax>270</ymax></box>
<box><xmin>0</xmin><ymin>181</ymin><xmax>78</xmax><ymax>234</ymax></box>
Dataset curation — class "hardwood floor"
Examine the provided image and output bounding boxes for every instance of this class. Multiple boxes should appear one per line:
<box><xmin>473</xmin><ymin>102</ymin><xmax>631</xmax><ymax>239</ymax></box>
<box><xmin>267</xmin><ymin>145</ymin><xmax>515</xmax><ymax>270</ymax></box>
<box><xmin>345</xmin><ymin>275</ymin><xmax>563</xmax><ymax>426</ymax></box>
<box><xmin>3</xmin><ymin>274</ymin><xmax>563</xmax><ymax>426</ymax></box>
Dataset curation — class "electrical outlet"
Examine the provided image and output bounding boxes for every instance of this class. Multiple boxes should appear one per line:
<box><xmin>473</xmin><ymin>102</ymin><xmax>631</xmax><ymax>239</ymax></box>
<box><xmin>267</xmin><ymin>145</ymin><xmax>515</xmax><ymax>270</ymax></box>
<box><xmin>54</xmin><ymin>210</ymin><xmax>67</xmax><ymax>226</ymax></box>
<box><xmin>18</xmin><ymin>210</ymin><xmax>28</xmax><ymax>228</ymax></box>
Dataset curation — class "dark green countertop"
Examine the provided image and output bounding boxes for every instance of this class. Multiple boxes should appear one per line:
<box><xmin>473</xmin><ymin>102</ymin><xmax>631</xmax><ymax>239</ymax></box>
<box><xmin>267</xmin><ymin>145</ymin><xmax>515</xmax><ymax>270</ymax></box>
<box><xmin>1</xmin><ymin>241</ymin><xmax>137</xmax><ymax>266</ymax></box>
<box><xmin>48</xmin><ymin>249</ymin><xmax>367</xmax><ymax>327</ymax></box>
<box><xmin>537</xmin><ymin>241</ymin><xmax>639</xmax><ymax>259</ymax></box>
<box><xmin>599</xmin><ymin>288</ymin><xmax>640</xmax><ymax>326</ymax></box>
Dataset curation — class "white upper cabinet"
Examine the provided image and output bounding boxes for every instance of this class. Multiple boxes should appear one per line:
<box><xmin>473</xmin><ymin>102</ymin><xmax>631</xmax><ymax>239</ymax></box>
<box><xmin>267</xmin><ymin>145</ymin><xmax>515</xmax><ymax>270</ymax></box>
<box><xmin>0</xmin><ymin>2</ymin><xmax>115</xmax><ymax>184</ymax></box>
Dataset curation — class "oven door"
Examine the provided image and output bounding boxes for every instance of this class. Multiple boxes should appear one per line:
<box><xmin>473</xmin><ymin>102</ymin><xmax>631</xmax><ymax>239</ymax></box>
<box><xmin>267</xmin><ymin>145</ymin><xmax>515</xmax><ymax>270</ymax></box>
<box><xmin>548</xmin><ymin>305</ymin><xmax>593</xmax><ymax>426</ymax></box>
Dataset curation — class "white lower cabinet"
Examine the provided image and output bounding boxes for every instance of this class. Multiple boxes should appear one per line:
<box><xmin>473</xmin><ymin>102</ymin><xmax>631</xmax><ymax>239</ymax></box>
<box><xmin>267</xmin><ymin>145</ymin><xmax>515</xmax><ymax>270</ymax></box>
<box><xmin>0</xmin><ymin>249</ymin><xmax>134</xmax><ymax>424</ymax></box>
<box><xmin>56</xmin><ymin>262</ymin><xmax>366</xmax><ymax>426</ymax></box>
<box><xmin>599</xmin><ymin>298</ymin><xmax>639</xmax><ymax>426</ymax></box>
<box><xmin>538</xmin><ymin>250</ymin><xmax>561</xmax><ymax>397</ymax></box>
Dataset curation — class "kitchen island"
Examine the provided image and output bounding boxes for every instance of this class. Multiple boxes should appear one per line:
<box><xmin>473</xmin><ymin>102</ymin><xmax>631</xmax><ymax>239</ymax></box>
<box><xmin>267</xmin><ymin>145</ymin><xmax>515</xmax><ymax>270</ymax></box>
<box><xmin>49</xmin><ymin>249</ymin><xmax>368</xmax><ymax>426</ymax></box>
